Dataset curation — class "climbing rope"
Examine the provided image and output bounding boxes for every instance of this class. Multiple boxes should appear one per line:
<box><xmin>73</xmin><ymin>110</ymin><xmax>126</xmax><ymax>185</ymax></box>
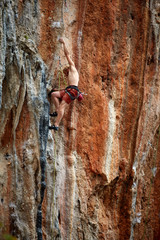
<box><xmin>50</xmin><ymin>58</ymin><xmax>68</xmax><ymax>237</ymax></box>
<box><xmin>58</xmin><ymin>56</ymin><xmax>67</xmax><ymax>89</ymax></box>
<box><xmin>53</xmin><ymin>56</ymin><xmax>67</xmax><ymax>91</ymax></box>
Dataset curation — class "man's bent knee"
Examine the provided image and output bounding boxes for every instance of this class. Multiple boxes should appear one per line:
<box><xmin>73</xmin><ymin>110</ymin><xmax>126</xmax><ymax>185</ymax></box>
<box><xmin>51</xmin><ymin>91</ymin><xmax>61</xmax><ymax>98</ymax></box>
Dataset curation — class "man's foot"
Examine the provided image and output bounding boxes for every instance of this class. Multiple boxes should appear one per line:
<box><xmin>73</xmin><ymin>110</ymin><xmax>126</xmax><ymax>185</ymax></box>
<box><xmin>49</xmin><ymin>111</ymin><xmax>58</xmax><ymax>117</ymax></box>
<box><xmin>49</xmin><ymin>125</ymin><xmax>59</xmax><ymax>131</ymax></box>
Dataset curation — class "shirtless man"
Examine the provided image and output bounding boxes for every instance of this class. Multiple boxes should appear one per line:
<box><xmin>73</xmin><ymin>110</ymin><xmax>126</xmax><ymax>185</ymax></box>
<box><xmin>49</xmin><ymin>38</ymin><xmax>80</xmax><ymax>131</ymax></box>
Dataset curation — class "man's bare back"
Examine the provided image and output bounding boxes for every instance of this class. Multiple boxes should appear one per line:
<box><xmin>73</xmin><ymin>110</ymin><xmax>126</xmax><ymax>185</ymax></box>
<box><xmin>68</xmin><ymin>65</ymin><xmax>79</xmax><ymax>86</ymax></box>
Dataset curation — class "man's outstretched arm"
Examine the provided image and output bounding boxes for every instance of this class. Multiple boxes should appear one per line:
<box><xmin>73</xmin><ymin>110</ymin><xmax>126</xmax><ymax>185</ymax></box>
<box><xmin>59</xmin><ymin>38</ymin><xmax>75</xmax><ymax>66</ymax></box>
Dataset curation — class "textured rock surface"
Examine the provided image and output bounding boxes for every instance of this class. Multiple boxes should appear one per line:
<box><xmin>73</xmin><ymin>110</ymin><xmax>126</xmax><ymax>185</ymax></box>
<box><xmin>0</xmin><ymin>0</ymin><xmax>160</xmax><ymax>240</ymax></box>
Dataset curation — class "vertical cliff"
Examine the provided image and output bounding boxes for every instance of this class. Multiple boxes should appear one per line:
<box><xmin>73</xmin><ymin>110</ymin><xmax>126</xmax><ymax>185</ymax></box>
<box><xmin>0</xmin><ymin>0</ymin><xmax>160</xmax><ymax>240</ymax></box>
<box><xmin>0</xmin><ymin>0</ymin><xmax>49</xmax><ymax>239</ymax></box>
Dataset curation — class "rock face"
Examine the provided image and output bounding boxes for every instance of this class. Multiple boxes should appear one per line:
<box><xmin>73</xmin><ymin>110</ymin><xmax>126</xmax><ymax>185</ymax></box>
<box><xmin>0</xmin><ymin>0</ymin><xmax>160</xmax><ymax>240</ymax></box>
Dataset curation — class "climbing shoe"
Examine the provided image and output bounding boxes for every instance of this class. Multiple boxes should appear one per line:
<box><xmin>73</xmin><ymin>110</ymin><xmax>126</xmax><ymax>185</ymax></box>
<box><xmin>49</xmin><ymin>111</ymin><xmax>58</xmax><ymax>117</ymax></box>
<box><xmin>48</xmin><ymin>89</ymin><xmax>55</xmax><ymax>97</ymax></box>
<box><xmin>49</xmin><ymin>125</ymin><xmax>59</xmax><ymax>131</ymax></box>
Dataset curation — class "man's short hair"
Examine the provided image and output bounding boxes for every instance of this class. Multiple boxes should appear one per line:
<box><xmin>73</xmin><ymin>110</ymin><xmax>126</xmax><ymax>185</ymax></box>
<box><xmin>63</xmin><ymin>66</ymin><xmax>69</xmax><ymax>75</ymax></box>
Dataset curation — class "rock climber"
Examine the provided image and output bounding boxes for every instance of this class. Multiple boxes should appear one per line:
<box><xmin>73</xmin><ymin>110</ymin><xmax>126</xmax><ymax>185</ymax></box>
<box><xmin>49</xmin><ymin>38</ymin><xmax>80</xmax><ymax>131</ymax></box>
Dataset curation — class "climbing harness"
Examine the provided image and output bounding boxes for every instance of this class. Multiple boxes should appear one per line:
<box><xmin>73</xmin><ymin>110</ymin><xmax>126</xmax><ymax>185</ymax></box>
<box><xmin>49</xmin><ymin>85</ymin><xmax>85</xmax><ymax>102</ymax></box>
<box><xmin>65</xmin><ymin>85</ymin><xmax>84</xmax><ymax>101</ymax></box>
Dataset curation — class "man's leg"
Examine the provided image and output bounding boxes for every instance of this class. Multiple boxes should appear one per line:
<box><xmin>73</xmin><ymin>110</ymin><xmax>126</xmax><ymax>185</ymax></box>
<box><xmin>54</xmin><ymin>100</ymin><xmax>68</xmax><ymax>127</ymax></box>
<box><xmin>51</xmin><ymin>91</ymin><xmax>61</xmax><ymax>112</ymax></box>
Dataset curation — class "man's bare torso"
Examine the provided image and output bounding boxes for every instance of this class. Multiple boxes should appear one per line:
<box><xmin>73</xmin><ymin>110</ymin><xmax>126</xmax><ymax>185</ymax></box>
<box><xmin>68</xmin><ymin>65</ymin><xmax>79</xmax><ymax>86</ymax></box>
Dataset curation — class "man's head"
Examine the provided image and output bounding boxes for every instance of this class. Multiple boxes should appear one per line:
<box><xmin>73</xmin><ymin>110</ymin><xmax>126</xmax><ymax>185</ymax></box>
<box><xmin>63</xmin><ymin>66</ymin><xmax>69</xmax><ymax>77</ymax></box>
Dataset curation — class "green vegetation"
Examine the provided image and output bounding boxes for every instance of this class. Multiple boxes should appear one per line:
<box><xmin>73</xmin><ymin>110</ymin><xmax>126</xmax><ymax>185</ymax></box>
<box><xmin>3</xmin><ymin>234</ymin><xmax>17</xmax><ymax>240</ymax></box>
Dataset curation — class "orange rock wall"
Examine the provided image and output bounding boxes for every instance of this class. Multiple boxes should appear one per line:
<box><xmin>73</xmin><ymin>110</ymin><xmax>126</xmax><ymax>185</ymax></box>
<box><xmin>0</xmin><ymin>0</ymin><xmax>160</xmax><ymax>240</ymax></box>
